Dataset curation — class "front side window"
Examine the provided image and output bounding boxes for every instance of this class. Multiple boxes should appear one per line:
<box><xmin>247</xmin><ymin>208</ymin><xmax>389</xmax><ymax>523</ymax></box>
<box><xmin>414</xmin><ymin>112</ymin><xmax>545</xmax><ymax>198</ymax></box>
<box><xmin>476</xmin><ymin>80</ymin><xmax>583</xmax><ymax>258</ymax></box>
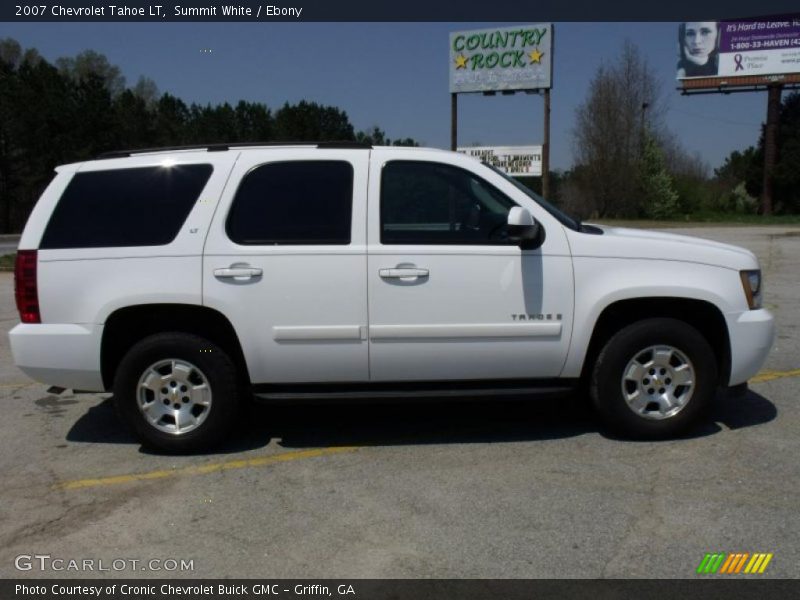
<box><xmin>380</xmin><ymin>161</ymin><xmax>517</xmax><ymax>245</ymax></box>
<box><xmin>483</xmin><ymin>162</ymin><xmax>580</xmax><ymax>231</ymax></box>
<box><xmin>226</xmin><ymin>160</ymin><xmax>353</xmax><ymax>245</ymax></box>
<box><xmin>41</xmin><ymin>164</ymin><xmax>213</xmax><ymax>249</ymax></box>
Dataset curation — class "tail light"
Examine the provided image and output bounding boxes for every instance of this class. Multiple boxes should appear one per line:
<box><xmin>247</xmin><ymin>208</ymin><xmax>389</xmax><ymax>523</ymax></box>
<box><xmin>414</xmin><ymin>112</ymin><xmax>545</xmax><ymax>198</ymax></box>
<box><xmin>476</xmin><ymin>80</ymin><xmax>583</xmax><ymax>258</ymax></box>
<box><xmin>15</xmin><ymin>250</ymin><xmax>40</xmax><ymax>323</ymax></box>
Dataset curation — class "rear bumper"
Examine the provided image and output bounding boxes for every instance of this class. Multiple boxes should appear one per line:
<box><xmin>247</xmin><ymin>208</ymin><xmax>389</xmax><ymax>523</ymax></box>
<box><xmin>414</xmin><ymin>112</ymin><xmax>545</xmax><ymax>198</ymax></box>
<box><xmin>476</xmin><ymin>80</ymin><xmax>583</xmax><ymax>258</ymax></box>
<box><xmin>9</xmin><ymin>323</ymin><xmax>105</xmax><ymax>391</ymax></box>
<box><xmin>726</xmin><ymin>308</ymin><xmax>775</xmax><ymax>386</ymax></box>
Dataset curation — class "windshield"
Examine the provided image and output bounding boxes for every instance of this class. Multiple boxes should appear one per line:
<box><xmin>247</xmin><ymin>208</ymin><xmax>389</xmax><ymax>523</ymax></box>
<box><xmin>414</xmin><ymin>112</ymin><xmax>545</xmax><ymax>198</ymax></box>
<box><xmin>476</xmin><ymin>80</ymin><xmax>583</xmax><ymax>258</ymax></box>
<box><xmin>482</xmin><ymin>162</ymin><xmax>580</xmax><ymax>231</ymax></box>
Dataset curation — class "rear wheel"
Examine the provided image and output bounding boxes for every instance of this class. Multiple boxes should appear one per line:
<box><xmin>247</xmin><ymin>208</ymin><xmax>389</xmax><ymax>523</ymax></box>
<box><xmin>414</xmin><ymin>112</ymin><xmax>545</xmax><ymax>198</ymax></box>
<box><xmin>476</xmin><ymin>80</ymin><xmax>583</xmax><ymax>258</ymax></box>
<box><xmin>590</xmin><ymin>318</ymin><xmax>717</xmax><ymax>439</ymax></box>
<box><xmin>113</xmin><ymin>333</ymin><xmax>240</xmax><ymax>453</ymax></box>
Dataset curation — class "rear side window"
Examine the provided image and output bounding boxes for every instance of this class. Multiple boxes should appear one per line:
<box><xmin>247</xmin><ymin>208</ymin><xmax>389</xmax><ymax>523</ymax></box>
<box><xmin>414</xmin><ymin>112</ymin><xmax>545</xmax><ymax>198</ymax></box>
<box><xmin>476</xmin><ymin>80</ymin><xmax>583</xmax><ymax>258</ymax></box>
<box><xmin>40</xmin><ymin>164</ymin><xmax>213</xmax><ymax>249</ymax></box>
<box><xmin>226</xmin><ymin>161</ymin><xmax>353</xmax><ymax>245</ymax></box>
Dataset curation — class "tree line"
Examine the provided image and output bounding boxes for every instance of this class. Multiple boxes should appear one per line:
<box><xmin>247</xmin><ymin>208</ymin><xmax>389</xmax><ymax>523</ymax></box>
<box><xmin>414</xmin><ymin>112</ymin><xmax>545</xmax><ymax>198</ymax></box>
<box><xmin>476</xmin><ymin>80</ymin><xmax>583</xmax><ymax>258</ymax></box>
<box><xmin>0</xmin><ymin>39</ymin><xmax>418</xmax><ymax>233</ymax></box>
<box><xmin>558</xmin><ymin>40</ymin><xmax>800</xmax><ymax>220</ymax></box>
<box><xmin>2</xmin><ymin>37</ymin><xmax>798</xmax><ymax>233</ymax></box>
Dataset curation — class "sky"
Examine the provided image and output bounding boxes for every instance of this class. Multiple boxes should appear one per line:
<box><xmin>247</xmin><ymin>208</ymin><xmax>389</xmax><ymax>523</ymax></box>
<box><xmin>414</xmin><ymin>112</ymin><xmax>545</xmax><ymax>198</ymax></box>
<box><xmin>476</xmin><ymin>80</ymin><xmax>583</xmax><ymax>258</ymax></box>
<box><xmin>2</xmin><ymin>22</ymin><xmax>772</xmax><ymax>172</ymax></box>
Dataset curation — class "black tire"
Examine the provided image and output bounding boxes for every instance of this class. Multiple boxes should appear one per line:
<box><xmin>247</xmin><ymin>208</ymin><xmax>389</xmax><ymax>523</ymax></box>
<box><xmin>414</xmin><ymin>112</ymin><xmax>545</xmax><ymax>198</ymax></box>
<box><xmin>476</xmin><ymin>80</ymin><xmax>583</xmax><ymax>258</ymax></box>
<box><xmin>113</xmin><ymin>333</ymin><xmax>240</xmax><ymax>453</ymax></box>
<box><xmin>590</xmin><ymin>318</ymin><xmax>717</xmax><ymax>439</ymax></box>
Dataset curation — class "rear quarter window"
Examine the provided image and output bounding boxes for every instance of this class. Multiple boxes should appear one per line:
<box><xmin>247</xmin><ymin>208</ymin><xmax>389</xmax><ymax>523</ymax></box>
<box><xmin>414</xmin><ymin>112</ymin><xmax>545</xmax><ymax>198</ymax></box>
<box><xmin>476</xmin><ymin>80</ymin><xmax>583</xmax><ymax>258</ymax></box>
<box><xmin>40</xmin><ymin>164</ymin><xmax>213</xmax><ymax>249</ymax></box>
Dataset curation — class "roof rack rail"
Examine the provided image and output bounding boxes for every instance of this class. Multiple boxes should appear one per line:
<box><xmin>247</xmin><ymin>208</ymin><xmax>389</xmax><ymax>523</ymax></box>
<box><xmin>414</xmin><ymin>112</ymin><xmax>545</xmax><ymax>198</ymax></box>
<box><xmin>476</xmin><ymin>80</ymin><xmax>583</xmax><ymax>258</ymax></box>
<box><xmin>316</xmin><ymin>141</ymin><xmax>373</xmax><ymax>149</ymax></box>
<box><xmin>96</xmin><ymin>141</ymin><xmax>372</xmax><ymax>160</ymax></box>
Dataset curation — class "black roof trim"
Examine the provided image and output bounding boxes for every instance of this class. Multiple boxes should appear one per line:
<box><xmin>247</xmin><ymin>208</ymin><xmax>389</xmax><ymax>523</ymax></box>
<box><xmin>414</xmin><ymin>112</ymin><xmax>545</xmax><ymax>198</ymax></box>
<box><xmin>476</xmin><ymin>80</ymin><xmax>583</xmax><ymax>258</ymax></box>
<box><xmin>97</xmin><ymin>141</ymin><xmax>372</xmax><ymax>159</ymax></box>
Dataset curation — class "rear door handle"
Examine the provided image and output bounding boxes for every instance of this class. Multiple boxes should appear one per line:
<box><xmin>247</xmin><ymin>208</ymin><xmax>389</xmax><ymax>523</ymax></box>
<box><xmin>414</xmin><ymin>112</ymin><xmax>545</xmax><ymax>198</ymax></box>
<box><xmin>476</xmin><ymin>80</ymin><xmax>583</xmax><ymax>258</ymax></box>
<box><xmin>214</xmin><ymin>267</ymin><xmax>263</xmax><ymax>279</ymax></box>
<box><xmin>379</xmin><ymin>268</ymin><xmax>429</xmax><ymax>279</ymax></box>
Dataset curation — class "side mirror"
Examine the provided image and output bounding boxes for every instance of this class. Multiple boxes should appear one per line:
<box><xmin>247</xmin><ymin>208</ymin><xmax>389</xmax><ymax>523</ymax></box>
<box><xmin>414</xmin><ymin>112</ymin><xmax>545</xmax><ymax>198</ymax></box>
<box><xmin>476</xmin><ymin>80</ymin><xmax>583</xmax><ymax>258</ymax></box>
<box><xmin>507</xmin><ymin>207</ymin><xmax>544</xmax><ymax>249</ymax></box>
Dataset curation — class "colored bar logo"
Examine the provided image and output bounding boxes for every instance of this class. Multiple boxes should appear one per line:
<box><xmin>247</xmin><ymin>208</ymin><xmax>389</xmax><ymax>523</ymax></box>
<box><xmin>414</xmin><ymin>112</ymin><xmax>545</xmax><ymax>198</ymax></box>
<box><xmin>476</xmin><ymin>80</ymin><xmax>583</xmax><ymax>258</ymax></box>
<box><xmin>696</xmin><ymin>552</ymin><xmax>773</xmax><ymax>574</ymax></box>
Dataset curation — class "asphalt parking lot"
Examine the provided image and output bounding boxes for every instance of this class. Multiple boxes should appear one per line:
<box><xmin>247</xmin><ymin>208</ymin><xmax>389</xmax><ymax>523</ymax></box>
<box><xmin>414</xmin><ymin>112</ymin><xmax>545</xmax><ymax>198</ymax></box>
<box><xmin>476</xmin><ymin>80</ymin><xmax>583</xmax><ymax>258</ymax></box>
<box><xmin>0</xmin><ymin>226</ymin><xmax>798</xmax><ymax>579</ymax></box>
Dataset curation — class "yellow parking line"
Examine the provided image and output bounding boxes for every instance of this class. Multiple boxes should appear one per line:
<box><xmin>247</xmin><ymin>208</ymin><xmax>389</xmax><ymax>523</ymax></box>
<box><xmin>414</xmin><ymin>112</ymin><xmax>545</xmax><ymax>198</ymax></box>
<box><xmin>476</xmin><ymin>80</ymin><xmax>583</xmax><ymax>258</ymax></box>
<box><xmin>750</xmin><ymin>369</ymin><xmax>800</xmax><ymax>383</ymax></box>
<box><xmin>55</xmin><ymin>446</ymin><xmax>359</xmax><ymax>491</ymax></box>
<box><xmin>28</xmin><ymin>366</ymin><xmax>800</xmax><ymax>493</ymax></box>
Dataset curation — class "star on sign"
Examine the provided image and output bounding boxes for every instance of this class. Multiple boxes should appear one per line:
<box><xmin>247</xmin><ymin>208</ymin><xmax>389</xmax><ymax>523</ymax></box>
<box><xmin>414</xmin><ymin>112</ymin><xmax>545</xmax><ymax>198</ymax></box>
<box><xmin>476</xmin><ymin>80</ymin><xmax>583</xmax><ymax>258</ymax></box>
<box><xmin>455</xmin><ymin>54</ymin><xmax>467</xmax><ymax>69</ymax></box>
<box><xmin>529</xmin><ymin>49</ymin><xmax>543</xmax><ymax>64</ymax></box>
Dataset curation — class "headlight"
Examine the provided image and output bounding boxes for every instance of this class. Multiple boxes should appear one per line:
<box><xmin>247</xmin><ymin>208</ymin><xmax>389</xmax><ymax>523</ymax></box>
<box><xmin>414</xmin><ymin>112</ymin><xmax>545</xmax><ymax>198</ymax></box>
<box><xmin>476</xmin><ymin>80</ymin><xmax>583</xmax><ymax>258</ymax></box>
<box><xmin>740</xmin><ymin>269</ymin><xmax>762</xmax><ymax>309</ymax></box>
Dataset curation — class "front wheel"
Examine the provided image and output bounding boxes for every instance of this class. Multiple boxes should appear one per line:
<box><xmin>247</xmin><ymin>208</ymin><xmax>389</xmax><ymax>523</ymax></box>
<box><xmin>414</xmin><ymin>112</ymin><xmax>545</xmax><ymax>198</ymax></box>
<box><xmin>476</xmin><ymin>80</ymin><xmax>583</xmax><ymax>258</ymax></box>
<box><xmin>113</xmin><ymin>333</ymin><xmax>240</xmax><ymax>453</ymax></box>
<box><xmin>590</xmin><ymin>318</ymin><xmax>717</xmax><ymax>439</ymax></box>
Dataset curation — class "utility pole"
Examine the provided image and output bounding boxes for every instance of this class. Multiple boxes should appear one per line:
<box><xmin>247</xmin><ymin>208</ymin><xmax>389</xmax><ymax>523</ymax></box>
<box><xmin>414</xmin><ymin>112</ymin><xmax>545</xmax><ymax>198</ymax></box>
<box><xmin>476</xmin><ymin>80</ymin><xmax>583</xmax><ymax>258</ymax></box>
<box><xmin>640</xmin><ymin>101</ymin><xmax>649</xmax><ymax>152</ymax></box>
<box><xmin>450</xmin><ymin>93</ymin><xmax>458</xmax><ymax>151</ymax></box>
<box><xmin>761</xmin><ymin>84</ymin><xmax>782</xmax><ymax>216</ymax></box>
<box><xmin>542</xmin><ymin>89</ymin><xmax>551</xmax><ymax>199</ymax></box>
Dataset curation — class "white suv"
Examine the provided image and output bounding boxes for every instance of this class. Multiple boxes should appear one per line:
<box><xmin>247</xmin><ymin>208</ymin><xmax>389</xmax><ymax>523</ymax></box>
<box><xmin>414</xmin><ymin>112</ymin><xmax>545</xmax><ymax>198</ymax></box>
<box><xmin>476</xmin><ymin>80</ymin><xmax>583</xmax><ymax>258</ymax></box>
<box><xmin>10</xmin><ymin>143</ymin><xmax>775</xmax><ymax>451</ymax></box>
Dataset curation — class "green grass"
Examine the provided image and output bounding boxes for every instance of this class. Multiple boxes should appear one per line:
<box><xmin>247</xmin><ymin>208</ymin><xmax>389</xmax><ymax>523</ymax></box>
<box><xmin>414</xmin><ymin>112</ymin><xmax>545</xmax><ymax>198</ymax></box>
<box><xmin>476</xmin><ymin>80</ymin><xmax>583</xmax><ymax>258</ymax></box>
<box><xmin>0</xmin><ymin>253</ymin><xmax>15</xmax><ymax>271</ymax></box>
<box><xmin>595</xmin><ymin>213</ymin><xmax>800</xmax><ymax>229</ymax></box>
<box><xmin>685</xmin><ymin>212</ymin><xmax>800</xmax><ymax>224</ymax></box>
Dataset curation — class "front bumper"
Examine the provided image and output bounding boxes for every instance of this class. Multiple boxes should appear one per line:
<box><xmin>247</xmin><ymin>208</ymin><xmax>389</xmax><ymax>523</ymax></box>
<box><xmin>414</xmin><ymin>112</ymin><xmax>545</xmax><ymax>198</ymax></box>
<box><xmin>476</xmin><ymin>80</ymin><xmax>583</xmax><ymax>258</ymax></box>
<box><xmin>726</xmin><ymin>308</ymin><xmax>775</xmax><ymax>386</ymax></box>
<box><xmin>9</xmin><ymin>323</ymin><xmax>105</xmax><ymax>391</ymax></box>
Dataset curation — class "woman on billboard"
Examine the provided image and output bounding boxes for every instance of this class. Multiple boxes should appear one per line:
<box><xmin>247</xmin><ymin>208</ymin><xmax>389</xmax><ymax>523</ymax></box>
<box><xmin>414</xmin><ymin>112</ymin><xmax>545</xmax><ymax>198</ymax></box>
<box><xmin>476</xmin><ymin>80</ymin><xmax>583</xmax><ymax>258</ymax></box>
<box><xmin>677</xmin><ymin>22</ymin><xmax>720</xmax><ymax>78</ymax></box>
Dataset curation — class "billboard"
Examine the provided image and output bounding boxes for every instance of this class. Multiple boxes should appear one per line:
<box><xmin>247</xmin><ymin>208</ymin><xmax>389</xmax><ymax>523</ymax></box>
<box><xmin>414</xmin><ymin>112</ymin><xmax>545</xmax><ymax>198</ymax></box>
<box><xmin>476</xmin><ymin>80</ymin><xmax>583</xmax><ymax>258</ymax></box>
<box><xmin>677</xmin><ymin>16</ymin><xmax>800</xmax><ymax>82</ymax></box>
<box><xmin>458</xmin><ymin>145</ymin><xmax>543</xmax><ymax>177</ymax></box>
<box><xmin>449</xmin><ymin>25</ymin><xmax>552</xmax><ymax>93</ymax></box>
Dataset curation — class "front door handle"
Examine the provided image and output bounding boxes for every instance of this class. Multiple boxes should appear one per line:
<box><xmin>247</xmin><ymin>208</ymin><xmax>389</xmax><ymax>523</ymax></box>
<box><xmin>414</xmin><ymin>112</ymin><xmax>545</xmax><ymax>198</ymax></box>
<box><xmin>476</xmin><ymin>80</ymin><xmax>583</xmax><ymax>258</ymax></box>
<box><xmin>214</xmin><ymin>266</ymin><xmax>263</xmax><ymax>280</ymax></box>
<box><xmin>379</xmin><ymin>268</ymin><xmax>429</xmax><ymax>279</ymax></box>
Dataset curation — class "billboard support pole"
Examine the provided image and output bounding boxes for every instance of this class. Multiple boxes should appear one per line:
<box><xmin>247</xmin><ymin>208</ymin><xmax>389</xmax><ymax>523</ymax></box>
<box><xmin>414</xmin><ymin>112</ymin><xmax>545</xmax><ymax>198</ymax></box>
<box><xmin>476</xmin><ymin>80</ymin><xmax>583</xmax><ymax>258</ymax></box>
<box><xmin>761</xmin><ymin>84</ymin><xmax>782</xmax><ymax>216</ymax></box>
<box><xmin>450</xmin><ymin>93</ymin><xmax>458</xmax><ymax>151</ymax></box>
<box><xmin>542</xmin><ymin>88</ymin><xmax>551</xmax><ymax>199</ymax></box>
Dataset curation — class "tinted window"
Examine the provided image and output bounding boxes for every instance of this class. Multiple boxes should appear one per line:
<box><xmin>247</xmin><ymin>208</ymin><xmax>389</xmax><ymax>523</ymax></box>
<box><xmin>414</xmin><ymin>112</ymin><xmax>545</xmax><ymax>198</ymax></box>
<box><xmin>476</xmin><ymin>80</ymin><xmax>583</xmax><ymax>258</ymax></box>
<box><xmin>226</xmin><ymin>161</ymin><xmax>353</xmax><ymax>245</ymax></box>
<box><xmin>41</xmin><ymin>164</ymin><xmax>213</xmax><ymax>249</ymax></box>
<box><xmin>483</xmin><ymin>162</ymin><xmax>580</xmax><ymax>231</ymax></box>
<box><xmin>381</xmin><ymin>161</ymin><xmax>517</xmax><ymax>245</ymax></box>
